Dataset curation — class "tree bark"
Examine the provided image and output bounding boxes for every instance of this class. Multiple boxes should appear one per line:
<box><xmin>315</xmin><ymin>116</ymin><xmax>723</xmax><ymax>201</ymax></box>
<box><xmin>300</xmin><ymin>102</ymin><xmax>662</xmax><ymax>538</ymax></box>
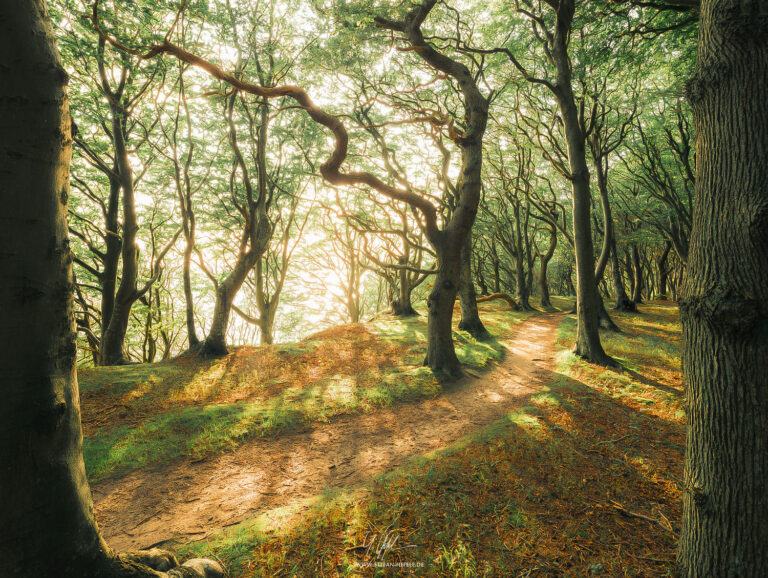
<box><xmin>538</xmin><ymin>226</ymin><xmax>557</xmax><ymax>309</ymax></box>
<box><xmin>0</xmin><ymin>5</ymin><xmax>221</xmax><ymax>576</ymax></box>
<box><xmin>631</xmin><ymin>244</ymin><xmax>644</xmax><ymax>304</ymax></box>
<box><xmin>551</xmin><ymin>1</ymin><xmax>612</xmax><ymax>365</ymax></box>
<box><xmin>677</xmin><ymin>1</ymin><xmax>768</xmax><ymax>574</ymax></box>
<box><xmin>392</xmin><ymin>256</ymin><xmax>418</xmax><ymax>316</ymax></box>
<box><xmin>425</xmin><ymin>238</ymin><xmax>462</xmax><ymax>377</ymax></box>
<box><xmin>458</xmin><ymin>231</ymin><xmax>489</xmax><ymax>338</ymax></box>
<box><xmin>199</xmin><ymin>98</ymin><xmax>272</xmax><ymax>356</ymax></box>
<box><xmin>513</xmin><ymin>202</ymin><xmax>533</xmax><ymax>310</ymax></box>
<box><xmin>657</xmin><ymin>241</ymin><xmax>672</xmax><ymax>300</ymax></box>
<box><xmin>611</xmin><ymin>241</ymin><xmax>636</xmax><ymax>311</ymax></box>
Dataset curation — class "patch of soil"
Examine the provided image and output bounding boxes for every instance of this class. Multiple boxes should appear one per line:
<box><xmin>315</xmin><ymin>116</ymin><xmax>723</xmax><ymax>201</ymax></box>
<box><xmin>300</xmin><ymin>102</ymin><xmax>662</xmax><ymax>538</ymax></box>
<box><xmin>92</xmin><ymin>314</ymin><xmax>563</xmax><ymax>551</ymax></box>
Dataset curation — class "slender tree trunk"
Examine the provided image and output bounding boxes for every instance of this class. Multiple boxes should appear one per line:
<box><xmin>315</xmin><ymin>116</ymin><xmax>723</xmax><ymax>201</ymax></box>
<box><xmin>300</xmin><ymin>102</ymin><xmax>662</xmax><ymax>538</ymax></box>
<box><xmin>458</xmin><ymin>231</ymin><xmax>489</xmax><ymax>338</ymax></box>
<box><xmin>548</xmin><ymin>0</ymin><xmax>612</xmax><ymax>365</ymax></box>
<box><xmin>200</xmin><ymin>100</ymin><xmax>271</xmax><ymax>356</ymax></box>
<box><xmin>99</xmin><ymin>104</ymin><xmax>140</xmax><ymax>365</ymax></box>
<box><xmin>182</xmin><ymin>237</ymin><xmax>198</xmax><ymax>346</ymax></box>
<box><xmin>512</xmin><ymin>203</ymin><xmax>533</xmax><ymax>310</ymax></box>
<box><xmin>538</xmin><ymin>226</ymin><xmax>557</xmax><ymax>309</ymax></box>
<box><xmin>631</xmin><ymin>244</ymin><xmax>644</xmax><ymax>304</ymax></box>
<box><xmin>677</xmin><ymin>1</ymin><xmax>768</xmax><ymax>574</ymax></box>
<box><xmin>100</xmin><ymin>166</ymin><xmax>122</xmax><ymax>340</ymax></box>
<box><xmin>657</xmin><ymin>241</ymin><xmax>671</xmax><ymax>300</ymax></box>
<box><xmin>200</xmin><ymin>254</ymin><xmax>258</xmax><ymax>356</ymax></box>
<box><xmin>592</xmin><ymin>152</ymin><xmax>620</xmax><ymax>331</ymax></box>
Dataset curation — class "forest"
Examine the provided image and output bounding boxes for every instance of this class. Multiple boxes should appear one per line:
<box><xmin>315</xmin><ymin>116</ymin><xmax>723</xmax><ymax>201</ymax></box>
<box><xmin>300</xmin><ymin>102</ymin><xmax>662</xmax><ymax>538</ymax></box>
<box><xmin>0</xmin><ymin>0</ymin><xmax>766</xmax><ymax>576</ymax></box>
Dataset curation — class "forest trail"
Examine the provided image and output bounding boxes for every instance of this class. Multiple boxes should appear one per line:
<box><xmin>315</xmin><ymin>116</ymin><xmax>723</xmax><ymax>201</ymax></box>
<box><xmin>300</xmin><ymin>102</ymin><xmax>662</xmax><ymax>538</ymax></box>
<box><xmin>92</xmin><ymin>313</ymin><xmax>564</xmax><ymax>551</ymax></box>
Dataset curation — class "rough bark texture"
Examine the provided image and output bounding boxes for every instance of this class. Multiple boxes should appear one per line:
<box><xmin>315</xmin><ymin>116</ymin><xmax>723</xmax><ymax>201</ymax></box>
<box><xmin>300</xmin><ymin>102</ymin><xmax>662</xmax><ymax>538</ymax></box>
<box><xmin>677</xmin><ymin>0</ymin><xmax>768</xmax><ymax>575</ymax></box>
<box><xmin>0</xmin><ymin>5</ymin><xmax>221</xmax><ymax>576</ymax></box>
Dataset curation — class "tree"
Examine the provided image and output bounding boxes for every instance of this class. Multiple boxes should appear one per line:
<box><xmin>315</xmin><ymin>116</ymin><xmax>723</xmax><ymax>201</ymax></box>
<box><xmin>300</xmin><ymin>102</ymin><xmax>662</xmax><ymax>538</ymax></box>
<box><xmin>0</xmin><ymin>2</ymin><xmax>222</xmax><ymax>575</ymax></box>
<box><xmin>92</xmin><ymin>0</ymin><xmax>489</xmax><ymax>377</ymax></box>
<box><xmin>677</xmin><ymin>0</ymin><xmax>768</xmax><ymax>574</ymax></box>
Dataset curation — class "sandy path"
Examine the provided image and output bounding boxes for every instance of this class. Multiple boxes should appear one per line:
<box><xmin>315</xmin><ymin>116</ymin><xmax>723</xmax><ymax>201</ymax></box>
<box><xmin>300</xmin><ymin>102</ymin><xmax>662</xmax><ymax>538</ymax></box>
<box><xmin>93</xmin><ymin>313</ymin><xmax>563</xmax><ymax>551</ymax></box>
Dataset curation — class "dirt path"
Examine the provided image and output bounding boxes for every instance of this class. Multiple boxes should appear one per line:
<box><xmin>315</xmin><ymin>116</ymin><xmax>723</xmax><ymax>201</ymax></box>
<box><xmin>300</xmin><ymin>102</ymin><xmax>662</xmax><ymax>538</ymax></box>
<box><xmin>93</xmin><ymin>313</ymin><xmax>563</xmax><ymax>551</ymax></box>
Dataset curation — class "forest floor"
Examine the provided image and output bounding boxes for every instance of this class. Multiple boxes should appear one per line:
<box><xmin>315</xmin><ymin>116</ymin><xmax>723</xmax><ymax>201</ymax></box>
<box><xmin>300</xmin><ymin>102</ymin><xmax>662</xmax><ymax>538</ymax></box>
<box><xmin>83</xmin><ymin>299</ymin><xmax>685</xmax><ymax>576</ymax></box>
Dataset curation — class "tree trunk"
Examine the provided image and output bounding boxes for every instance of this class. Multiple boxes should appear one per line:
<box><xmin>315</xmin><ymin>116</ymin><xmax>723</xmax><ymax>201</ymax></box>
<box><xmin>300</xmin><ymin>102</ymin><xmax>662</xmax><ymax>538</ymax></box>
<box><xmin>458</xmin><ymin>231</ymin><xmax>489</xmax><ymax>338</ymax></box>
<box><xmin>182</xmin><ymin>238</ymin><xmax>199</xmax><ymax>346</ymax></box>
<box><xmin>200</xmin><ymin>255</ymin><xmax>258</xmax><ymax>356</ymax></box>
<box><xmin>100</xmin><ymin>165</ymin><xmax>122</xmax><ymax>341</ymax></box>
<box><xmin>425</xmin><ymin>239</ymin><xmax>462</xmax><ymax>378</ymax></box>
<box><xmin>547</xmin><ymin>0</ymin><xmax>612</xmax><ymax>365</ymax></box>
<box><xmin>592</xmin><ymin>151</ymin><xmax>620</xmax><ymax>331</ymax></box>
<box><xmin>611</xmin><ymin>242</ymin><xmax>636</xmax><ymax>311</ymax></box>
<box><xmin>631</xmin><ymin>245</ymin><xmax>644</xmax><ymax>304</ymax></box>
<box><xmin>511</xmin><ymin>202</ymin><xmax>533</xmax><ymax>310</ymax></box>
<box><xmin>657</xmin><ymin>241</ymin><xmax>671</xmax><ymax>300</ymax></box>
<box><xmin>538</xmin><ymin>226</ymin><xmax>557</xmax><ymax>309</ymax></box>
<box><xmin>492</xmin><ymin>252</ymin><xmax>501</xmax><ymax>294</ymax></box>
<box><xmin>99</xmin><ymin>101</ymin><xmax>141</xmax><ymax>365</ymax></box>
<box><xmin>677</xmin><ymin>1</ymin><xmax>768</xmax><ymax>574</ymax></box>
<box><xmin>392</xmin><ymin>256</ymin><xmax>417</xmax><ymax>316</ymax></box>
<box><xmin>0</xmin><ymin>5</ymin><xmax>221</xmax><ymax>576</ymax></box>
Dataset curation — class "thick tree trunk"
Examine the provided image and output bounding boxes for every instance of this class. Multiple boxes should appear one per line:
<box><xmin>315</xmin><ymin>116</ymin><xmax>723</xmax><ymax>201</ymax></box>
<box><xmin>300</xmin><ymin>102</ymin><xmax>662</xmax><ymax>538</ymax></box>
<box><xmin>0</xmin><ymin>5</ymin><xmax>221</xmax><ymax>576</ymax></box>
<box><xmin>677</xmin><ymin>1</ymin><xmax>768</xmax><ymax>575</ymax></box>
<box><xmin>458</xmin><ymin>231</ymin><xmax>489</xmax><ymax>338</ymax></box>
<box><xmin>392</xmin><ymin>256</ymin><xmax>418</xmax><ymax>317</ymax></box>
<box><xmin>425</xmin><ymin>240</ymin><xmax>462</xmax><ymax>378</ymax></box>
<box><xmin>0</xmin><ymin>7</ymin><xmax>108</xmax><ymax>572</ymax></box>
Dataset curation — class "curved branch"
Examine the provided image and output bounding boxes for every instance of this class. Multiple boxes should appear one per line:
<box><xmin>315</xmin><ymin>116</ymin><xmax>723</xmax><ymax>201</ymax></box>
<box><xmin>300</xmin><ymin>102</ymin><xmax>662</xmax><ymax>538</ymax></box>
<box><xmin>88</xmin><ymin>1</ymin><xmax>439</xmax><ymax>238</ymax></box>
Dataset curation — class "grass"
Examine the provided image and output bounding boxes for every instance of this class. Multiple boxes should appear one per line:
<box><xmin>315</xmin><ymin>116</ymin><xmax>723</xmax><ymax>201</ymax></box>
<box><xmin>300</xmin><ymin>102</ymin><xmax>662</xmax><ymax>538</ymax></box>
<box><xmin>81</xmin><ymin>300</ymin><xmax>526</xmax><ymax>483</ymax></box>
<box><xmin>169</xmin><ymin>300</ymin><xmax>685</xmax><ymax>576</ymax></box>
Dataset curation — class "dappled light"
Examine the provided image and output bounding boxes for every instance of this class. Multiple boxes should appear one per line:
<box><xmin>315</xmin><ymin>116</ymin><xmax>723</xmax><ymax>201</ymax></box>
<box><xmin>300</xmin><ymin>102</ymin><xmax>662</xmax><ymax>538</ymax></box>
<box><xmin>3</xmin><ymin>0</ymin><xmax>766</xmax><ymax>576</ymax></box>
